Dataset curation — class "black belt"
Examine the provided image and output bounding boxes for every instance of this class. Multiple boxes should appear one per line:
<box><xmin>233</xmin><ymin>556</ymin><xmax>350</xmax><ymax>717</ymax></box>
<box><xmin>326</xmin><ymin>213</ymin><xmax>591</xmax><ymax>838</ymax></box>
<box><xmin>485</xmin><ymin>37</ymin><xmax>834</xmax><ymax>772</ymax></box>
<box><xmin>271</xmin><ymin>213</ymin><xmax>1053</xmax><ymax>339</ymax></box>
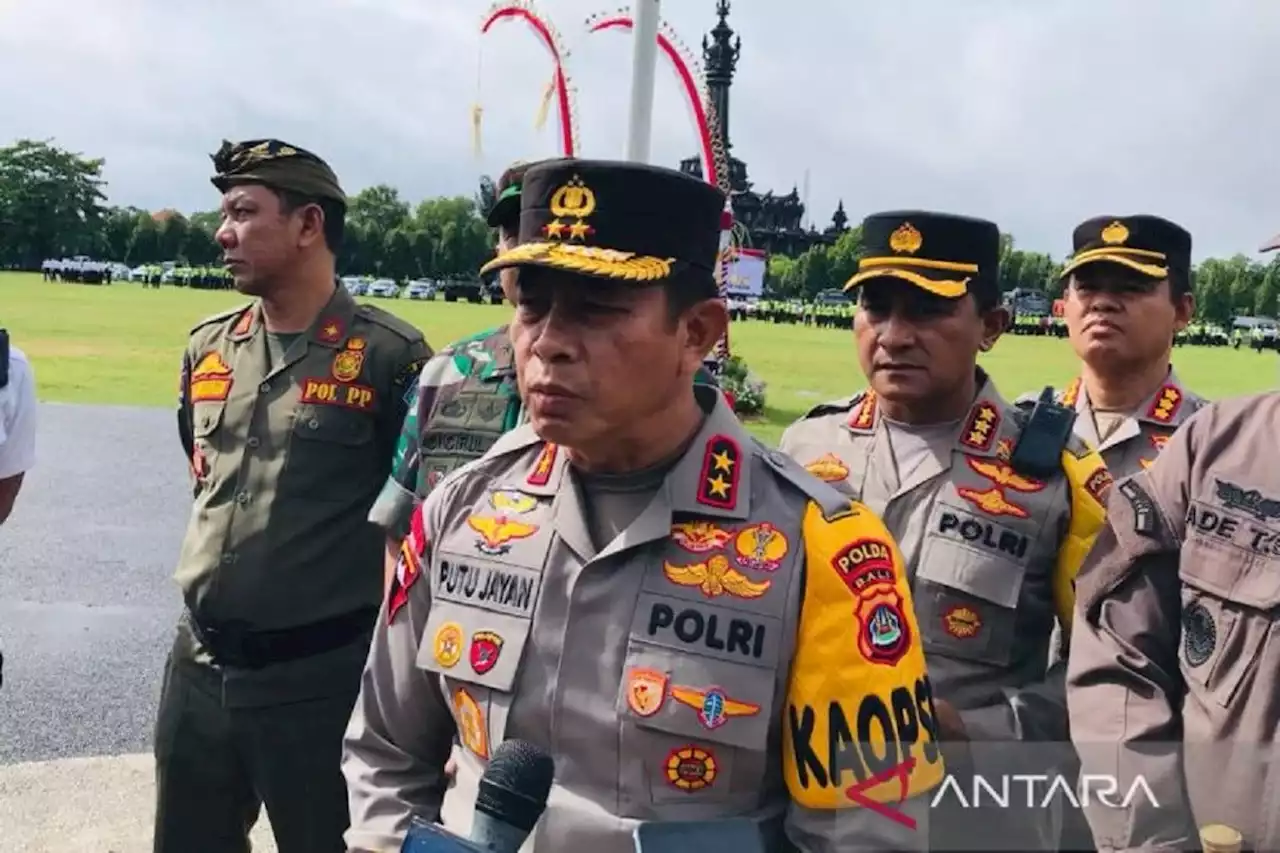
<box><xmin>186</xmin><ymin>606</ymin><xmax>378</xmax><ymax>670</ymax></box>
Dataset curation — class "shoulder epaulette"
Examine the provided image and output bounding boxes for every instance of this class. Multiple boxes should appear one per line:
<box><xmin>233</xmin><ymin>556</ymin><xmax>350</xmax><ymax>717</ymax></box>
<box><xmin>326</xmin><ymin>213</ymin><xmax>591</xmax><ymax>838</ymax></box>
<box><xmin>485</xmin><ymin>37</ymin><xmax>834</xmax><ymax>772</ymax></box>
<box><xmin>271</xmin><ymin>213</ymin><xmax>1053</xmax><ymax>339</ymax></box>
<box><xmin>356</xmin><ymin>304</ymin><xmax>425</xmax><ymax>343</ymax></box>
<box><xmin>802</xmin><ymin>391</ymin><xmax>864</xmax><ymax>420</ymax></box>
<box><xmin>189</xmin><ymin>302</ymin><xmax>251</xmax><ymax>336</ymax></box>
<box><xmin>760</xmin><ymin>446</ymin><xmax>855</xmax><ymax>522</ymax></box>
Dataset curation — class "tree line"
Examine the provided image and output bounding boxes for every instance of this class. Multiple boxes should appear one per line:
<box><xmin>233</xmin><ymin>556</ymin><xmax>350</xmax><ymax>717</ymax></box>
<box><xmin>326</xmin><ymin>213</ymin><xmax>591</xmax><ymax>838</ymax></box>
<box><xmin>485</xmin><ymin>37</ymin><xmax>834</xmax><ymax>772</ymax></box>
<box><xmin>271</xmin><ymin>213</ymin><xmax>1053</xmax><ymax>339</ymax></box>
<box><xmin>2</xmin><ymin>138</ymin><xmax>1277</xmax><ymax>322</ymax></box>
<box><xmin>0</xmin><ymin>139</ymin><xmax>494</xmax><ymax>281</ymax></box>
<box><xmin>769</xmin><ymin>226</ymin><xmax>1280</xmax><ymax>323</ymax></box>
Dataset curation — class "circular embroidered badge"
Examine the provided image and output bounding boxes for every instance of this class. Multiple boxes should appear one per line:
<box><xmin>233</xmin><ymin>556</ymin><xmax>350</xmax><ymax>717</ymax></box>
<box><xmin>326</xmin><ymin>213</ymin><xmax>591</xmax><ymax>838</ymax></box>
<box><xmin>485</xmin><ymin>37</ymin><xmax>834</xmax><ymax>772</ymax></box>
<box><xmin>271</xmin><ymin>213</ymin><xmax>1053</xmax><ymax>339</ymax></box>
<box><xmin>433</xmin><ymin>622</ymin><xmax>463</xmax><ymax>669</ymax></box>
<box><xmin>942</xmin><ymin>605</ymin><xmax>983</xmax><ymax>639</ymax></box>
<box><xmin>1182</xmin><ymin>602</ymin><xmax>1216</xmax><ymax>668</ymax></box>
<box><xmin>665</xmin><ymin>745</ymin><xmax>718</xmax><ymax>792</ymax></box>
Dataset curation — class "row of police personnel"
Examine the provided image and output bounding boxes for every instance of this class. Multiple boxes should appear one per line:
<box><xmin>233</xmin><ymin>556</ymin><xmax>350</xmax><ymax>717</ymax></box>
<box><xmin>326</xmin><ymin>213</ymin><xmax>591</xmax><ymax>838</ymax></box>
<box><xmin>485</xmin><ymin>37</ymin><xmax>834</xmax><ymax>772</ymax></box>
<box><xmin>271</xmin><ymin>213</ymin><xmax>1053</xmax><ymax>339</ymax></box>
<box><xmin>161</xmin><ymin>139</ymin><xmax>1270</xmax><ymax>853</ymax></box>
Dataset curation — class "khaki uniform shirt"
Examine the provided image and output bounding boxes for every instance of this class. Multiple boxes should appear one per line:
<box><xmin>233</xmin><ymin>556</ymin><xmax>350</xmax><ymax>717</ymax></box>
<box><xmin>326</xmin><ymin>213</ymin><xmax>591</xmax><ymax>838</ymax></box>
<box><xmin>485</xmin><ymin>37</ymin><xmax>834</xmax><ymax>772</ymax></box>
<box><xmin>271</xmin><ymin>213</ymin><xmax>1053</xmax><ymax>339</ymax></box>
<box><xmin>175</xmin><ymin>284</ymin><xmax>430</xmax><ymax>705</ymax></box>
<box><xmin>344</xmin><ymin>389</ymin><xmax>946</xmax><ymax>853</ymax></box>
<box><xmin>1023</xmin><ymin>369</ymin><xmax>1206</xmax><ymax>480</ymax></box>
<box><xmin>1068</xmin><ymin>393</ymin><xmax>1280</xmax><ymax>852</ymax></box>
<box><xmin>780</xmin><ymin>376</ymin><xmax>1109</xmax><ymax>849</ymax></box>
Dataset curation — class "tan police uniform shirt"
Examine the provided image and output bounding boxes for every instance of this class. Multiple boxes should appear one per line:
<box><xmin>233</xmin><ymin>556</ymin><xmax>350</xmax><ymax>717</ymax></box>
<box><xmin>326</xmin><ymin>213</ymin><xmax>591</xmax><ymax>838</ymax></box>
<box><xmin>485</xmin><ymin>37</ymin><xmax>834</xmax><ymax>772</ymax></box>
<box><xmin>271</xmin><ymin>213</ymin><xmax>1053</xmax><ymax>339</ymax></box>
<box><xmin>1036</xmin><ymin>369</ymin><xmax>1206</xmax><ymax>480</ymax></box>
<box><xmin>344</xmin><ymin>388</ymin><xmax>946</xmax><ymax>853</ymax></box>
<box><xmin>780</xmin><ymin>374</ymin><xmax>1110</xmax><ymax>849</ymax></box>
<box><xmin>1068</xmin><ymin>392</ymin><xmax>1280</xmax><ymax>852</ymax></box>
<box><xmin>175</xmin><ymin>284</ymin><xmax>430</xmax><ymax>705</ymax></box>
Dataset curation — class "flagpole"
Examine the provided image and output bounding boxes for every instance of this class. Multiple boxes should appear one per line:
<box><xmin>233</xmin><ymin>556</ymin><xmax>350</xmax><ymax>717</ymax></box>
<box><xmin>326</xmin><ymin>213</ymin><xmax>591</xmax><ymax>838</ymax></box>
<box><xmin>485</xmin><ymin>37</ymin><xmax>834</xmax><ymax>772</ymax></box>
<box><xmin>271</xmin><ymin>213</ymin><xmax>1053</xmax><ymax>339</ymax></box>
<box><xmin>624</xmin><ymin>0</ymin><xmax>661</xmax><ymax>162</ymax></box>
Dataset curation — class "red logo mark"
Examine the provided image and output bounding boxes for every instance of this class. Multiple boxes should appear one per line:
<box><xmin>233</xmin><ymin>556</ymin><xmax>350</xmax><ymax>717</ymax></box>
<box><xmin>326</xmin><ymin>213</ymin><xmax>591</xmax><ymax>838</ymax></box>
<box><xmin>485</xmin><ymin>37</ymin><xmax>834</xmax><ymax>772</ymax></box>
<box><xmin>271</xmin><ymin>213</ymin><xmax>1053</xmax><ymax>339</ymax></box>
<box><xmin>844</xmin><ymin>756</ymin><xmax>919</xmax><ymax>830</ymax></box>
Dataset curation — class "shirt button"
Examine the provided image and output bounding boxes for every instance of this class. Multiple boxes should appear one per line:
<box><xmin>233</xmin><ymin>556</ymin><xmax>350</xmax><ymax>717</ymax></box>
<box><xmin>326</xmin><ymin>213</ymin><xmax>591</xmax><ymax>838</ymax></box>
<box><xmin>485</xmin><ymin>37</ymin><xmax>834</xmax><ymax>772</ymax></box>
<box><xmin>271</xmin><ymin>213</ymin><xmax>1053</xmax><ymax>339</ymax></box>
<box><xmin>309</xmin><ymin>419</ymin><xmax>319</xmax><ymax>430</ymax></box>
<box><xmin>246</xmin><ymin>436</ymin><xmax>260</xmax><ymax>449</ymax></box>
<box><xmin>236</xmin><ymin>492</ymin><xmax>250</xmax><ymax>505</ymax></box>
<box><xmin>260</xmin><ymin>382</ymin><xmax>270</xmax><ymax>393</ymax></box>
<box><xmin>221</xmin><ymin>552</ymin><xmax>235</xmax><ymax>565</ymax></box>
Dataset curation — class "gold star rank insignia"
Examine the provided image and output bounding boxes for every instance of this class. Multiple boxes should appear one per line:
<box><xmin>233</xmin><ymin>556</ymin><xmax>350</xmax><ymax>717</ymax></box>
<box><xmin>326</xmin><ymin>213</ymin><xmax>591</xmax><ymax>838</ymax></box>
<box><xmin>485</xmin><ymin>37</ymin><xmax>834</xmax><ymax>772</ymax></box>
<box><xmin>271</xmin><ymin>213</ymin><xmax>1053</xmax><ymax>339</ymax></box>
<box><xmin>696</xmin><ymin>434</ymin><xmax>742</xmax><ymax>510</ymax></box>
<box><xmin>316</xmin><ymin>318</ymin><xmax>344</xmax><ymax>344</ymax></box>
<box><xmin>543</xmin><ymin>219</ymin><xmax>566</xmax><ymax>239</ymax></box>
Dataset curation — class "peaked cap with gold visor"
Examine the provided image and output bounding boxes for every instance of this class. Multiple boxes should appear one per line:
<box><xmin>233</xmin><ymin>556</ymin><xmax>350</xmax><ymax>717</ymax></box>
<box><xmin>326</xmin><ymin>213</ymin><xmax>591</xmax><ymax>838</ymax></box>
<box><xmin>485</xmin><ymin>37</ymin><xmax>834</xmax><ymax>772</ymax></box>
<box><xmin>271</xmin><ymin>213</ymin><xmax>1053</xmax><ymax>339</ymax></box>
<box><xmin>844</xmin><ymin>210</ymin><xmax>1002</xmax><ymax>303</ymax></box>
<box><xmin>480</xmin><ymin>159</ymin><xmax>726</xmax><ymax>283</ymax></box>
<box><xmin>1059</xmin><ymin>214</ymin><xmax>1192</xmax><ymax>290</ymax></box>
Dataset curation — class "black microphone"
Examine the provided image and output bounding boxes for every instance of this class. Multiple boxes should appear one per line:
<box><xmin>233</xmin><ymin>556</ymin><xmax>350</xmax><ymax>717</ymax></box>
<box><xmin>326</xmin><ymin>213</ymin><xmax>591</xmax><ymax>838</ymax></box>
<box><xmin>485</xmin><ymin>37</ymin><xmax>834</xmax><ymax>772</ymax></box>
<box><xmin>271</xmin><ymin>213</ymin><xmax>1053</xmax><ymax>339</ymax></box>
<box><xmin>401</xmin><ymin>739</ymin><xmax>556</xmax><ymax>853</ymax></box>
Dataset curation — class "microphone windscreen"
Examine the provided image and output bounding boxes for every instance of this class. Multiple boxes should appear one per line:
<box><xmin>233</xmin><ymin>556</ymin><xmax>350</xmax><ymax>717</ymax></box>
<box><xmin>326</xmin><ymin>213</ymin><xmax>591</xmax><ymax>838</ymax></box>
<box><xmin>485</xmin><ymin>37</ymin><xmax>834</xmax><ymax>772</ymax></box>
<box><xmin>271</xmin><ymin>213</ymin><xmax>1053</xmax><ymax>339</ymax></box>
<box><xmin>475</xmin><ymin>739</ymin><xmax>556</xmax><ymax>833</ymax></box>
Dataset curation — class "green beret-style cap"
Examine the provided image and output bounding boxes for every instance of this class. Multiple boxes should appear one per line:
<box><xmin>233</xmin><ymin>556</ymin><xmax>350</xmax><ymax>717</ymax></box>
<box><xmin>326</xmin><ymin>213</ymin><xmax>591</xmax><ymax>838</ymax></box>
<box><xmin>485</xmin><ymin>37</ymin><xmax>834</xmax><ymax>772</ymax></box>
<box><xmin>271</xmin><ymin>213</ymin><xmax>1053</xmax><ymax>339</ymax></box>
<box><xmin>210</xmin><ymin>138</ymin><xmax>346</xmax><ymax>206</ymax></box>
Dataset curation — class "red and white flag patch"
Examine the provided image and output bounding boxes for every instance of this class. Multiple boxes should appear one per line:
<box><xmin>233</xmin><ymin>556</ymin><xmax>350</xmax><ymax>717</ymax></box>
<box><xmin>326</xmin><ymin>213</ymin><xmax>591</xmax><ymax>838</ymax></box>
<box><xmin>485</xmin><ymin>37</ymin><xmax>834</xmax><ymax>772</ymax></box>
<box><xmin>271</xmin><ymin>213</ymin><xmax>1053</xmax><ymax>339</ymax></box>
<box><xmin>387</xmin><ymin>506</ymin><xmax>430</xmax><ymax>623</ymax></box>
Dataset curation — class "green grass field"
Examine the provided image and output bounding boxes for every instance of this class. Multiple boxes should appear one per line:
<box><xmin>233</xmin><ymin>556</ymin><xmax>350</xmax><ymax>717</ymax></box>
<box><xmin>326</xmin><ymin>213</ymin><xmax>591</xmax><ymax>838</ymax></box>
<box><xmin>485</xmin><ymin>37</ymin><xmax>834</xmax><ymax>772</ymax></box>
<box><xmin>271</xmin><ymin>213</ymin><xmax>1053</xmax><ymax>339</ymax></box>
<box><xmin>3</xmin><ymin>272</ymin><xmax>1274</xmax><ymax>445</ymax></box>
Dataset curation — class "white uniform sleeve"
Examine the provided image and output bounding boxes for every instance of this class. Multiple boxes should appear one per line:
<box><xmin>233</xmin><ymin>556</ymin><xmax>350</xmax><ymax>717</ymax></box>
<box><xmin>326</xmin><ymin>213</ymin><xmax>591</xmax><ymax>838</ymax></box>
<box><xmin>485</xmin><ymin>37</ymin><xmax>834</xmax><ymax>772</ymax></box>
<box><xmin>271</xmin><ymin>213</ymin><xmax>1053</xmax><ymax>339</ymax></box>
<box><xmin>0</xmin><ymin>351</ymin><xmax>36</xmax><ymax>479</ymax></box>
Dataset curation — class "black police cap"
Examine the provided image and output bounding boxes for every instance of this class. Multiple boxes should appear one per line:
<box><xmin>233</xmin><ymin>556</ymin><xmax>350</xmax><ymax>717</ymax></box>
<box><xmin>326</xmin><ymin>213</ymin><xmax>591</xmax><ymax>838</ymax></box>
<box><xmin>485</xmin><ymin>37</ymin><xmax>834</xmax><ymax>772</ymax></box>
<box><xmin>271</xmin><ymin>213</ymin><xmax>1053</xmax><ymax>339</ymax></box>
<box><xmin>480</xmin><ymin>159</ymin><xmax>726</xmax><ymax>283</ymax></box>
<box><xmin>1060</xmin><ymin>215</ymin><xmax>1192</xmax><ymax>286</ymax></box>
<box><xmin>845</xmin><ymin>210</ymin><xmax>1002</xmax><ymax>304</ymax></box>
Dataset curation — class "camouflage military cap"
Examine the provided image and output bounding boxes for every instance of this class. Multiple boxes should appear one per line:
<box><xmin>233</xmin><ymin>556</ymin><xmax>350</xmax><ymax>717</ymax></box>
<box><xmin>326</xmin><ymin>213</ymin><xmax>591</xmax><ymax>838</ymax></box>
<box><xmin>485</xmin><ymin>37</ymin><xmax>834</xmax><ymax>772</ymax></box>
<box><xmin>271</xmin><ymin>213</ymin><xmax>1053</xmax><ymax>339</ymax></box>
<box><xmin>210</xmin><ymin>138</ymin><xmax>347</xmax><ymax>206</ymax></box>
<box><xmin>487</xmin><ymin>158</ymin><xmax>568</xmax><ymax>230</ymax></box>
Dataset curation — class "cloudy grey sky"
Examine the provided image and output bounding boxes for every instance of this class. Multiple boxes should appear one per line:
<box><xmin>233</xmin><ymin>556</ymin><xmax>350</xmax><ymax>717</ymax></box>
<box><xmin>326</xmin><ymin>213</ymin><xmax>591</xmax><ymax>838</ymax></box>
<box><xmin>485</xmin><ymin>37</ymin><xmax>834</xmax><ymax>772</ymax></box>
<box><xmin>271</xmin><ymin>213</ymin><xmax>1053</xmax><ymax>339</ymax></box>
<box><xmin>1</xmin><ymin>0</ymin><xmax>1277</xmax><ymax>260</ymax></box>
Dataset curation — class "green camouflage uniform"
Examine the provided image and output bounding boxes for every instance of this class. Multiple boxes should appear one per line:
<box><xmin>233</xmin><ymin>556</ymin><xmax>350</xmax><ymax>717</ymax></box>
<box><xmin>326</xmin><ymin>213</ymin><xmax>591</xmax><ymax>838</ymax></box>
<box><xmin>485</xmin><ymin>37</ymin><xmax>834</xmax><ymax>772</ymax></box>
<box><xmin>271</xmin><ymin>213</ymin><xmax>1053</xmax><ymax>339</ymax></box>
<box><xmin>369</xmin><ymin>324</ymin><xmax>723</xmax><ymax>540</ymax></box>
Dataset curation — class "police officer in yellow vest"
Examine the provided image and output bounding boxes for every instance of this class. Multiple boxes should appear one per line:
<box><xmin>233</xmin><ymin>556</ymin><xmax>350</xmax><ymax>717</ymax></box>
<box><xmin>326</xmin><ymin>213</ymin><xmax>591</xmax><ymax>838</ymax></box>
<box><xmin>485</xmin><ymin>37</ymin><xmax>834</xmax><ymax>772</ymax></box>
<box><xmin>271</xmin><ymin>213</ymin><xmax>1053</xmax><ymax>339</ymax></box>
<box><xmin>1022</xmin><ymin>215</ymin><xmax>1206</xmax><ymax>479</ymax></box>
<box><xmin>159</xmin><ymin>139</ymin><xmax>430</xmax><ymax>853</ymax></box>
<box><xmin>780</xmin><ymin>211</ymin><xmax>1110</xmax><ymax>850</ymax></box>
<box><xmin>343</xmin><ymin>161</ymin><xmax>946</xmax><ymax>852</ymax></box>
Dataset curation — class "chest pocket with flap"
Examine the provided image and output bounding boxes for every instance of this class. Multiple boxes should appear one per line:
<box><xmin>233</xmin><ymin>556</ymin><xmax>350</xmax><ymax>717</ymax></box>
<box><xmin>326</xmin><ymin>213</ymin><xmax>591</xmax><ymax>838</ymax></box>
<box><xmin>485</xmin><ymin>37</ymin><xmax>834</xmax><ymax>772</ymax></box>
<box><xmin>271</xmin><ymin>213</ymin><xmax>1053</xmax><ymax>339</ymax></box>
<box><xmin>190</xmin><ymin>403</ymin><xmax>228</xmax><ymax>485</ymax></box>
<box><xmin>1179</xmin><ymin>492</ymin><xmax>1280</xmax><ymax>710</ymax></box>
<box><xmin>281</xmin><ymin>404</ymin><xmax>378</xmax><ymax>498</ymax></box>
<box><xmin>916</xmin><ymin>500</ymin><xmax>1038</xmax><ymax>668</ymax></box>
<box><xmin>415</xmin><ymin>557</ymin><xmax>539</xmax><ymax>762</ymax></box>
<box><xmin>615</xmin><ymin>639</ymin><xmax>778</xmax><ymax>816</ymax></box>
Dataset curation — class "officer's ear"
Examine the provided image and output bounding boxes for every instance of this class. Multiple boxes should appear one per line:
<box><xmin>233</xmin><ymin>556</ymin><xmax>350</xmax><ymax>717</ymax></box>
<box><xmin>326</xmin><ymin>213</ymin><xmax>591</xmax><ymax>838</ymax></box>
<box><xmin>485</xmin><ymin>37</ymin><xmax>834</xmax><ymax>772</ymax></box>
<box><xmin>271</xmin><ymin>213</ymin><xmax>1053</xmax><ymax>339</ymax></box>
<box><xmin>978</xmin><ymin>298</ymin><xmax>1008</xmax><ymax>352</ymax></box>
<box><xmin>664</xmin><ymin>275</ymin><xmax>728</xmax><ymax>367</ymax></box>
<box><xmin>1171</xmin><ymin>285</ymin><xmax>1194</xmax><ymax>333</ymax></box>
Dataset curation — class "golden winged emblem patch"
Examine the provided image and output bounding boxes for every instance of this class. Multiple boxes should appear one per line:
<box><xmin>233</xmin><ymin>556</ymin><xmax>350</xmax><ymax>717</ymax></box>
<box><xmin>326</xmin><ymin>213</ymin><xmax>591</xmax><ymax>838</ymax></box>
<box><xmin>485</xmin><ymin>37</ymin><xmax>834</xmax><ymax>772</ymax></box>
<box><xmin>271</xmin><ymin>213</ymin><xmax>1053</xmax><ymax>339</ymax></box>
<box><xmin>662</xmin><ymin>555</ymin><xmax>771</xmax><ymax>599</ymax></box>
<box><xmin>966</xmin><ymin>457</ymin><xmax>1046</xmax><ymax>493</ymax></box>
<box><xmin>670</xmin><ymin>685</ymin><xmax>760</xmax><ymax>730</ymax></box>
<box><xmin>467</xmin><ymin>514</ymin><xmax>539</xmax><ymax>556</ymax></box>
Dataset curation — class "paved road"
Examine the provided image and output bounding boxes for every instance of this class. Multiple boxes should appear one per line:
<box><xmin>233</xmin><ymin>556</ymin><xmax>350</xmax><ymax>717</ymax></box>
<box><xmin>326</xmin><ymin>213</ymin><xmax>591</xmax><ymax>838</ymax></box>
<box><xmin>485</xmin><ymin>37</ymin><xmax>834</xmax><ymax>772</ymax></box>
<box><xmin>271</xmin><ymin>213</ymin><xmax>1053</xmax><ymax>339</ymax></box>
<box><xmin>0</xmin><ymin>403</ymin><xmax>278</xmax><ymax>851</ymax></box>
